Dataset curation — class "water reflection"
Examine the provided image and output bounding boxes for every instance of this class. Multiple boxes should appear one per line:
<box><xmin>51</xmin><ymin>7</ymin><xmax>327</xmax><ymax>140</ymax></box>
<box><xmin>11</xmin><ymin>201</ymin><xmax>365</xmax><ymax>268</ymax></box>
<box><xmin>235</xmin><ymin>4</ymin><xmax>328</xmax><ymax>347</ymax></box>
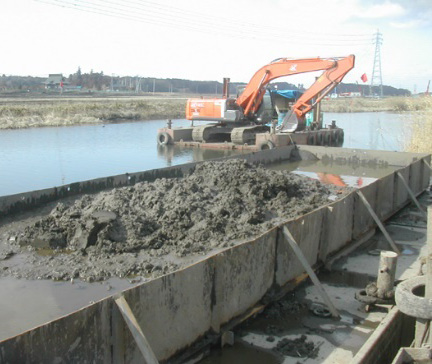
<box><xmin>268</xmin><ymin>158</ymin><xmax>398</xmax><ymax>187</ymax></box>
<box><xmin>157</xmin><ymin>144</ymin><xmax>246</xmax><ymax>166</ymax></box>
<box><xmin>327</xmin><ymin>111</ymin><xmax>409</xmax><ymax>151</ymax></box>
<box><xmin>317</xmin><ymin>173</ymin><xmax>364</xmax><ymax>188</ymax></box>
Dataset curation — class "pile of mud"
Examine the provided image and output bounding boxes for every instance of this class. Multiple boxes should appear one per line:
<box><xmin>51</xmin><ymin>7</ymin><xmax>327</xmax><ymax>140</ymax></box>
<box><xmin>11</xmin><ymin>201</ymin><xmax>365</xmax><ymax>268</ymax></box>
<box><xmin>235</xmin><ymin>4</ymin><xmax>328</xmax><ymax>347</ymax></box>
<box><xmin>1</xmin><ymin>160</ymin><xmax>346</xmax><ymax>281</ymax></box>
<box><xmin>273</xmin><ymin>335</ymin><xmax>318</xmax><ymax>358</ymax></box>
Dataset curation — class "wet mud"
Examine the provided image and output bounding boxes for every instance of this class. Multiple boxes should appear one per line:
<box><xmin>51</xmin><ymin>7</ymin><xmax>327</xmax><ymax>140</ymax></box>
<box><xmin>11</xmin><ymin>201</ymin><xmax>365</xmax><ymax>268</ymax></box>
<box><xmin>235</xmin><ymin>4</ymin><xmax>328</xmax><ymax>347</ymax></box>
<box><xmin>0</xmin><ymin>160</ymin><xmax>346</xmax><ymax>281</ymax></box>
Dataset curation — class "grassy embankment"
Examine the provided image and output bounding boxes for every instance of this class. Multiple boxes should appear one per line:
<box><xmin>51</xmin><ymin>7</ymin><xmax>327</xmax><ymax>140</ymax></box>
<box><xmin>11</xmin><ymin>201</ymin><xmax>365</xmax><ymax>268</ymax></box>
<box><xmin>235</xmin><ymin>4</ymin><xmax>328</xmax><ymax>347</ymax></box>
<box><xmin>321</xmin><ymin>96</ymin><xmax>432</xmax><ymax>113</ymax></box>
<box><xmin>400</xmin><ymin>98</ymin><xmax>432</xmax><ymax>154</ymax></box>
<box><xmin>322</xmin><ymin>97</ymin><xmax>432</xmax><ymax>154</ymax></box>
<box><xmin>0</xmin><ymin>98</ymin><xmax>186</xmax><ymax>129</ymax></box>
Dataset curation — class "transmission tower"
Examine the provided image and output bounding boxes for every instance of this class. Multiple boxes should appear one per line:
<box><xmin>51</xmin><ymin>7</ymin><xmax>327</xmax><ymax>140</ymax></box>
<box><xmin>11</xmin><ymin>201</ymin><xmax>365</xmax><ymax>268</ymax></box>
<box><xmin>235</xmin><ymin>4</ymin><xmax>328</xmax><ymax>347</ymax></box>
<box><xmin>370</xmin><ymin>30</ymin><xmax>383</xmax><ymax>97</ymax></box>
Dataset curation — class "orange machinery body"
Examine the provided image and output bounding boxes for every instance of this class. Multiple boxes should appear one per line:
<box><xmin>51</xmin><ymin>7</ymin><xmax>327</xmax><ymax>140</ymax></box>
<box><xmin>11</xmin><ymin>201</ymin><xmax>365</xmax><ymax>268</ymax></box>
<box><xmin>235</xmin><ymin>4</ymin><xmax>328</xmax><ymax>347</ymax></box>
<box><xmin>186</xmin><ymin>98</ymin><xmax>242</xmax><ymax>122</ymax></box>
<box><xmin>186</xmin><ymin>55</ymin><xmax>355</xmax><ymax>128</ymax></box>
<box><xmin>186</xmin><ymin>99</ymin><xmax>224</xmax><ymax>120</ymax></box>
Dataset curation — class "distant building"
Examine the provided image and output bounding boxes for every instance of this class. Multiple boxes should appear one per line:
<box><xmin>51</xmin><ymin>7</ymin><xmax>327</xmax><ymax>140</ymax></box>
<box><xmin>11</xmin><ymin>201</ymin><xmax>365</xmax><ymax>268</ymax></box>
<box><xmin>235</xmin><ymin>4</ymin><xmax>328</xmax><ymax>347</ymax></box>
<box><xmin>43</xmin><ymin>74</ymin><xmax>68</xmax><ymax>89</ymax></box>
<box><xmin>339</xmin><ymin>92</ymin><xmax>361</xmax><ymax>98</ymax></box>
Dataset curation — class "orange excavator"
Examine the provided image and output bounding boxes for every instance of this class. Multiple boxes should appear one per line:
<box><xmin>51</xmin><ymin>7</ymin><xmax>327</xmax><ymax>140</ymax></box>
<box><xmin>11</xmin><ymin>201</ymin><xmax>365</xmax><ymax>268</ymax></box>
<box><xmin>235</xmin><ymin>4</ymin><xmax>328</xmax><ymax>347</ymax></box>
<box><xmin>186</xmin><ymin>55</ymin><xmax>355</xmax><ymax>144</ymax></box>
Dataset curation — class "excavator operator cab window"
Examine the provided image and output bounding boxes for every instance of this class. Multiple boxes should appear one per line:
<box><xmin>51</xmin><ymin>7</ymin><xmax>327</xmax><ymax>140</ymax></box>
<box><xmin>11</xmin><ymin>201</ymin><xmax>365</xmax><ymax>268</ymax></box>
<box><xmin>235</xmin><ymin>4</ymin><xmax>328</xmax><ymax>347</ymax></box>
<box><xmin>255</xmin><ymin>90</ymin><xmax>274</xmax><ymax>125</ymax></box>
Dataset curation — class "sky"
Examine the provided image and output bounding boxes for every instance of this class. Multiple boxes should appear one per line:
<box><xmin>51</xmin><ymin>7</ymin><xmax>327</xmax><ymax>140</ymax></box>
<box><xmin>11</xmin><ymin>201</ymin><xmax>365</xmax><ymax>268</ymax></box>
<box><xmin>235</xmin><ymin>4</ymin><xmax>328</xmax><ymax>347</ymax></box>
<box><xmin>1</xmin><ymin>0</ymin><xmax>431</xmax><ymax>92</ymax></box>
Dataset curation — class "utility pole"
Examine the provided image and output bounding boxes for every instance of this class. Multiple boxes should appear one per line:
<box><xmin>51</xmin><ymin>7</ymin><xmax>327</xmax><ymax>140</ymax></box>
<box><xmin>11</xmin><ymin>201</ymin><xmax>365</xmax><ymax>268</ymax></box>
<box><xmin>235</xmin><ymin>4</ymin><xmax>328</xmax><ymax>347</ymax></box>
<box><xmin>370</xmin><ymin>29</ymin><xmax>383</xmax><ymax>98</ymax></box>
<box><xmin>153</xmin><ymin>79</ymin><xmax>155</xmax><ymax>94</ymax></box>
<box><xmin>111</xmin><ymin>74</ymin><xmax>114</xmax><ymax>92</ymax></box>
<box><xmin>135</xmin><ymin>77</ymin><xmax>141</xmax><ymax>93</ymax></box>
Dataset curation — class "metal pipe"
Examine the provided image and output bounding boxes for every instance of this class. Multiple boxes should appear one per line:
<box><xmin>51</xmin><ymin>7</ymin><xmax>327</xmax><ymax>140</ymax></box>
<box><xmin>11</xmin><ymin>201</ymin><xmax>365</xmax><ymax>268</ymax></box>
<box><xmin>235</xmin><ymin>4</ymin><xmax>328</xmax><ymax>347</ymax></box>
<box><xmin>282</xmin><ymin>226</ymin><xmax>340</xmax><ymax>319</ymax></box>
<box><xmin>357</xmin><ymin>190</ymin><xmax>401</xmax><ymax>255</ymax></box>
<box><xmin>222</xmin><ymin>78</ymin><xmax>230</xmax><ymax>98</ymax></box>
<box><xmin>397</xmin><ymin>172</ymin><xmax>427</xmax><ymax>218</ymax></box>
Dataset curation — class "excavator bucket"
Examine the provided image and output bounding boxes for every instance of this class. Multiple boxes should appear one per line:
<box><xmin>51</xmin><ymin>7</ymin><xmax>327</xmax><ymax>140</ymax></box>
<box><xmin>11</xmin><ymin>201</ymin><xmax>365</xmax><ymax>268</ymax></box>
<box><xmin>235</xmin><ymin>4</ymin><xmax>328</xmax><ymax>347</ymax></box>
<box><xmin>277</xmin><ymin>110</ymin><xmax>299</xmax><ymax>133</ymax></box>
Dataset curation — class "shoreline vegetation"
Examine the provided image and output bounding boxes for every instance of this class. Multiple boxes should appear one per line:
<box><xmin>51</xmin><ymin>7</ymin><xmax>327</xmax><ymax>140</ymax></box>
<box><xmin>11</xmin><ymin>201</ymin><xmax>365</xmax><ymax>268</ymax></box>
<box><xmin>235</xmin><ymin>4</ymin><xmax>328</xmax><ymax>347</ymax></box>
<box><xmin>0</xmin><ymin>96</ymin><xmax>187</xmax><ymax>130</ymax></box>
<box><xmin>0</xmin><ymin>94</ymin><xmax>431</xmax><ymax>154</ymax></box>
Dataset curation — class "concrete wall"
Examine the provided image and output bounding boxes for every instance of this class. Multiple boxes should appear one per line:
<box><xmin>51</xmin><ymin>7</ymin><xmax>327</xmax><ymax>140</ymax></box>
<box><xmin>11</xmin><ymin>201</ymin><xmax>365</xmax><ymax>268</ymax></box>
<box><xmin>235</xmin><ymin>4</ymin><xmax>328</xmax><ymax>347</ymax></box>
<box><xmin>0</xmin><ymin>147</ymin><xmax>430</xmax><ymax>363</ymax></box>
<box><xmin>320</xmin><ymin>194</ymin><xmax>355</xmax><ymax>261</ymax></box>
<box><xmin>351</xmin><ymin>307</ymin><xmax>415</xmax><ymax>364</ymax></box>
<box><xmin>123</xmin><ymin>260</ymin><xmax>214</xmax><ymax>362</ymax></box>
<box><xmin>276</xmin><ymin>208</ymin><xmax>325</xmax><ymax>286</ymax></box>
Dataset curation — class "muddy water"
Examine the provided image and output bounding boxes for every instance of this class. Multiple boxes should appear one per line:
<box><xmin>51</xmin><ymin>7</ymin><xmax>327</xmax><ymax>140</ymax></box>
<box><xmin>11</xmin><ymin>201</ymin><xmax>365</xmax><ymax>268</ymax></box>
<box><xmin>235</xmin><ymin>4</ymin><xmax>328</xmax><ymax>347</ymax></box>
<box><xmin>0</xmin><ymin>276</ymin><xmax>139</xmax><ymax>340</ymax></box>
<box><xmin>199</xmin><ymin>341</ymin><xmax>282</xmax><ymax>364</ymax></box>
<box><xmin>268</xmin><ymin>159</ymin><xmax>400</xmax><ymax>187</ymax></box>
<box><xmin>0</xmin><ymin>112</ymin><xmax>409</xmax><ymax>197</ymax></box>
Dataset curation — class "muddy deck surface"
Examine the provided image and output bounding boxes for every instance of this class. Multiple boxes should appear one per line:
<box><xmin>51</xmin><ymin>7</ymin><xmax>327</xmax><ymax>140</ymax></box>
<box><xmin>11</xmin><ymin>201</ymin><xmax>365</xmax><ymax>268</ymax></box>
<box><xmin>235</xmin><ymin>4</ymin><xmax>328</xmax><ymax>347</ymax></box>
<box><xmin>0</xmin><ymin>160</ymin><xmax>346</xmax><ymax>282</ymax></box>
<box><xmin>200</xmin><ymin>191</ymin><xmax>431</xmax><ymax>364</ymax></box>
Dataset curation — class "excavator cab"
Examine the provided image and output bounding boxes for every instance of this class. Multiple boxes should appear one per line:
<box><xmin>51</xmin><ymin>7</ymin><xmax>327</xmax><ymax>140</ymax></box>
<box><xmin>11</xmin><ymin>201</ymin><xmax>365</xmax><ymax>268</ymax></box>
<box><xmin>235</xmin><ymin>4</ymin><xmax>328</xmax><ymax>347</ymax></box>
<box><xmin>255</xmin><ymin>90</ymin><xmax>273</xmax><ymax>125</ymax></box>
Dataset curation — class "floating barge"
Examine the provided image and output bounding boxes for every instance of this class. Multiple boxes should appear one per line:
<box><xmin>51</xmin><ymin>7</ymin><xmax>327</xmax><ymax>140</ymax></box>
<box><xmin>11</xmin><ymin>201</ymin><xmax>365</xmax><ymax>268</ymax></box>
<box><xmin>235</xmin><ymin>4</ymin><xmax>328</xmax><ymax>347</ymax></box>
<box><xmin>0</xmin><ymin>145</ymin><xmax>431</xmax><ymax>363</ymax></box>
<box><xmin>157</xmin><ymin>125</ymin><xmax>344</xmax><ymax>151</ymax></box>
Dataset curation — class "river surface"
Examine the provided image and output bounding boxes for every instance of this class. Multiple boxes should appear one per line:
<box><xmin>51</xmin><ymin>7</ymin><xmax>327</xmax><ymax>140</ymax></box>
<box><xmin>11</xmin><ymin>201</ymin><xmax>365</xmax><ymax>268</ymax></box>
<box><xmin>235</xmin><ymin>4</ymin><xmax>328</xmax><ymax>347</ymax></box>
<box><xmin>0</xmin><ymin>111</ymin><xmax>410</xmax><ymax>197</ymax></box>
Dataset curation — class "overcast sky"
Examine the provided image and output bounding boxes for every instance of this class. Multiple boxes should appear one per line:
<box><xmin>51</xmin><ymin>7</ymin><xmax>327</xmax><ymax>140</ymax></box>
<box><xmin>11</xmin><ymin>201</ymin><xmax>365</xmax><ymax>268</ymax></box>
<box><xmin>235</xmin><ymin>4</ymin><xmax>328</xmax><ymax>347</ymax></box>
<box><xmin>1</xmin><ymin>0</ymin><xmax>431</xmax><ymax>92</ymax></box>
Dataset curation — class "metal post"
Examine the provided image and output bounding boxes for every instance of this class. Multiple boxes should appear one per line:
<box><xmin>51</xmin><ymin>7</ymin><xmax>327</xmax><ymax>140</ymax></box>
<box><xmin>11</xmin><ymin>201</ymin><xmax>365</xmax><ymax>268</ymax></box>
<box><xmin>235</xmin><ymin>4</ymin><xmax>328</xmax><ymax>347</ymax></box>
<box><xmin>414</xmin><ymin>206</ymin><xmax>432</xmax><ymax>347</ymax></box>
<box><xmin>376</xmin><ymin>251</ymin><xmax>398</xmax><ymax>299</ymax></box>
<box><xmin>423</xmin><ymin>159</ymin><xmax>432</xmax><ymax>171</ymax></box>
<box><xmin>115</xmin><ymin>295</ymin><xmax>159</xmax><ymax>364</ymax></box>
<box><xmin>282</xmin><ymin>226</ymin><xmax>340</xmax><ymax>318</ymax></box>
<box><xmin>223</xmin><ymin>78</ymin><xmax>230</xmax><ymax>98</ymax></box>
<box><xmin>427</xmin><ymin>206</ymin><xmax>432</xmax><ymax>345</ymax></box>
<box><xmin>397</xmin><ymin>172</ymin><xmax>427</xmax><ymax>218</ymax></box>
<box><xmin>357</xmin><ymin>190</ymin><xmax>401</xmax><ymax>255</ymax></box>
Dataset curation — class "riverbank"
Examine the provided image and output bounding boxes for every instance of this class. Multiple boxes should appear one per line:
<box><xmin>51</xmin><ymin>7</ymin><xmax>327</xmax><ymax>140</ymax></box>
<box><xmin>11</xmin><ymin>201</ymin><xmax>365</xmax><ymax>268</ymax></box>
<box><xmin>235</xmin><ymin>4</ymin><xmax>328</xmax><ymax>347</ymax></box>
<box><xmin>0</xmin><ymin>97</ymin><xmax>186</xmax><ymax>129</ymax></box>
<box><xmin>321</xmin><ymin>96</ymin><xmax>432</xmax><ymax>113</ymax></box>
<box><xmin>0</xmin><ymin>95</ymin><xmax>431</xmax><ymax>133</ymax></box>
<box><xmin>404</xmin><ymin>108</ymin><xmax>432</xmax><ymax>154</ymax></box>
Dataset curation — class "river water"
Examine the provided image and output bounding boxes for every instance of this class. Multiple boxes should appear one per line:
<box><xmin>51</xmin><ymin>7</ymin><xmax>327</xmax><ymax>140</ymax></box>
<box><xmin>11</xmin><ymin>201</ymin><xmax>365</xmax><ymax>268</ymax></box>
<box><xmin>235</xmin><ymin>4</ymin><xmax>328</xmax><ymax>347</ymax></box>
<box><xmin>0</xmin><ymin>111</ymin><xmax>409</xmax><ymax>197</ymax></box>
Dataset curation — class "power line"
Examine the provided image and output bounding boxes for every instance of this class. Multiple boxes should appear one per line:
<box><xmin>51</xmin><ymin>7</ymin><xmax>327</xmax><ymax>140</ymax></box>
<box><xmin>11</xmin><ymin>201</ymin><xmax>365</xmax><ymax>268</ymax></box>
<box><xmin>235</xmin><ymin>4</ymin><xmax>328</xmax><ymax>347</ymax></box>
<box><xmin>119</xmin><ymin>0</ymin><xmax>373</xmax><ymax>39</ymax></box>
<box><xmin>35</xmin><ymin>0</ymin><xmax>374</xmax><ymax>46</ymax></box>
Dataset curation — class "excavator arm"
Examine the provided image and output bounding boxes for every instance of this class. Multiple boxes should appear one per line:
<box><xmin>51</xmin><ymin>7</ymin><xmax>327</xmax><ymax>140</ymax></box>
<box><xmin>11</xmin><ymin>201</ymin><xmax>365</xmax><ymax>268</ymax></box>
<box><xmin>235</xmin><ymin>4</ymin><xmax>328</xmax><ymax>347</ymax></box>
<box><xmin>236</xmin><ymin>55</ymin><xmax>355</xmax><ymax>119</ymax></box>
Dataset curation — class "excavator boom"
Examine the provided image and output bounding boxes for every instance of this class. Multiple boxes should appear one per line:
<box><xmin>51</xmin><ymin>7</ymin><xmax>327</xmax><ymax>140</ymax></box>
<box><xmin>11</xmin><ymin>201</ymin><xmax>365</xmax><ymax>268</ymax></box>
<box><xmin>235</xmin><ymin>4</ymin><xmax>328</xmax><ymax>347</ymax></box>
<box><xmin>237</xmin><ymin>55</ymin><xmax>355</xmax><ymax>118</ymax></box>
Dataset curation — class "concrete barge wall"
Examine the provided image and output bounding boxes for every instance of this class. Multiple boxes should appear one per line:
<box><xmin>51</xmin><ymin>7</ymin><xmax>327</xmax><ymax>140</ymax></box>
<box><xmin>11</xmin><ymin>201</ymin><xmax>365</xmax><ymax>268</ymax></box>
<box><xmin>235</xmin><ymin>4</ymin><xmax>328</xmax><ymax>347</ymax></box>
<box><xmin>0</xmin><ymin>147</ymin><xmax>430</xmax><ymax>363</ymax></box>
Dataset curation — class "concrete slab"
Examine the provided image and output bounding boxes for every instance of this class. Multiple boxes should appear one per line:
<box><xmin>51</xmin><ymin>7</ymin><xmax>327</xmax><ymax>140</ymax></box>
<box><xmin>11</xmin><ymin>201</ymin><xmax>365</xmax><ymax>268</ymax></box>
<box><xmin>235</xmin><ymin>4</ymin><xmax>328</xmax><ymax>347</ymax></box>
<box><xmin>123</xmin><ymin>259</ymin><xmax>213</xmax><ymax>362</ymax></box>
<box><xmin>212</xmin><ymin>230</ymin><xmax>277</xmax><ymax>327</ymax></box>
<box><xmin>394</xmin><ymin>166</ymin><xmax>410</xmax><ymax>210</ymax></box>
<box><xmin>276</xmin><ymin>209</ymin><xmax>325</xmax><ymax>286</ymax></box>
<box><xmin>0</xmin><ymin>299</ymin><xmax>112</xmax><ymax>364</ymax></box>
<box><xmin>353</xmin><ymin>182</ymin><xmax>378</xmax><ymax>239</ymax></box>
<box><xmin>376</xmin><ymin>174</ymin><xmax>395</xmax><ymax>220</ymax></box>
<box><xmin>320</xmin><ymin>194</ymin><xmax>354</xmax><ymax>261</ymax></box>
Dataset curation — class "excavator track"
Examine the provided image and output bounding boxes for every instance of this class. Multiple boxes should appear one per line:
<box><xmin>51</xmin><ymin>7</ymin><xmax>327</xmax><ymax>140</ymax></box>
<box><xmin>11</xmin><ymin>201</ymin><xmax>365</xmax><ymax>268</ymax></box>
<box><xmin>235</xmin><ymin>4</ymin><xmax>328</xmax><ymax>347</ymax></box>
<box><xmin>192</xmin><ymin>125</ymin><xmax>214</xmax><ymax>142</ymax></box>
<box><xmin>231</xmin><ymin>126</ymin><xmax>269</xmax><ymax>145</ymax></box>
